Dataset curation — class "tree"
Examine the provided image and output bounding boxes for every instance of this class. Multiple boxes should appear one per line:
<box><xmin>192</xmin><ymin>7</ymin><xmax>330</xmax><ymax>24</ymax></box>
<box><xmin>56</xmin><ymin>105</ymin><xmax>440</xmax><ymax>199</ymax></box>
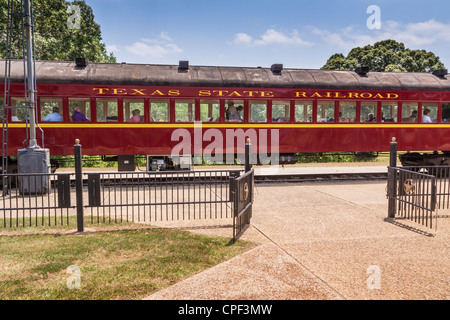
<box><xmin>0</xmin><ymin>0</ymin><xmax>116</xmax><ymax>63</ymax></box>
<box><xmin>321</xmin><ymin>39</ymin><xmax>444</xmax><ymax>72</ymax></box>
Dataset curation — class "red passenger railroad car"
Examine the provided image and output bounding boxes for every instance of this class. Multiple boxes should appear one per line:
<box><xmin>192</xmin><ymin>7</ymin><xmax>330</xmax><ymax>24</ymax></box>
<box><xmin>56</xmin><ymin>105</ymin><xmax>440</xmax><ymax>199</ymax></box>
<box><xmin>1</xmin><ymin>59</ymin><xmax>450</xmax><ymax>168</ymax></box>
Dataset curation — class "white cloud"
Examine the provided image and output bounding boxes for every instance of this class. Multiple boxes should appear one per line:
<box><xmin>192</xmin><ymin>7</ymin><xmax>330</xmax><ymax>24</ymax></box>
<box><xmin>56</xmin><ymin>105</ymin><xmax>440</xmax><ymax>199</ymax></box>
<box><xmin>125</xmin><ymin>32</ymin><xmax>183</xmax><ymax>58</ymax></box>
<box><xmin>230</xmin><ymin>29</ymin><xmax>311</xmax><ymax>46</ymax></box>
<box><xmin>310</xmin><ymin>19</ymin><xmax>450</xmax><ymax>51</ymax></box>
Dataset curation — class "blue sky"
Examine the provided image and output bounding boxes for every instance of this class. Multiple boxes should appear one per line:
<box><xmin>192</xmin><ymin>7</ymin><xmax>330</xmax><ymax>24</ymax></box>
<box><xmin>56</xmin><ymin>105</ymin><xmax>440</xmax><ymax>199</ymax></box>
<box><xmin>84</xmin><ymin>0</ymin><xmax>450</xmax><ymax>69</ymax></box>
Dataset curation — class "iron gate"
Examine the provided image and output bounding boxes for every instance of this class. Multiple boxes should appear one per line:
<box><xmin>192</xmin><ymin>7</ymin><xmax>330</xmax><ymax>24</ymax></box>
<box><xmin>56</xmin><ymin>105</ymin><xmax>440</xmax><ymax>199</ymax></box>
<box><xmin>387</xmin><ymin>166</ymin><xmax>437</xmax><ymax>229</ymax></box>
<box><xmin>232</xmin><ymin>169</ymin><xmax>254</xmax><ymax>239</ymax></box>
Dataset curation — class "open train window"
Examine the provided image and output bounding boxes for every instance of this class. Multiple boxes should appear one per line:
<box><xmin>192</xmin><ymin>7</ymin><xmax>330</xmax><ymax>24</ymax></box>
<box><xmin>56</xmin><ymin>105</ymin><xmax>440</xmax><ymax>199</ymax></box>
<box><xmin>422</xmin><ymin>103</ymin><xmax>438</xmax><ymax>123</ymax></box>
<box><xmin>317</xmin><ymin>101</ymin><xmax>335</xmax><ymax>122</ymax></box>
<box><xmin>442</xmin><ymin>103</ymin><xmax>450</xmax><ymax>123</ymax></box>
<box><xmin>40</xmin><ymin>97</ymin><xmax>63</xmax><ymax>122</ymax></box>
<box><xmin>272</xmin><ymin>101</ymin><xmax>290</xmax><ymax>122</ymax></box>
<box><xmin>69</xmin><ymin>98</ymin><xmax>91</xmax><ymax>121</ymax></box>
<box><xmin>10</xmin><ymin>97</ymin><xmax>27</xmax><ymax>121</ymax></box>
<box><xmin>382</xmin><ymin>103</ymin><xmax>398</xmax><ymax>122</ymax></box>
<box><xmin>150</xmin><ymin>99</ymin><xmax>169</xmax><ymax>122</ymax></box>
<box><xmin>124</xmin><ymin>99</ymin><xmax>144</xmax><ymax>123</ymax></box>
<box><xmin>361</xmin><ymin>102</ymin><xmax>377</xmax><ymax>122</ymax></box>
<box><xmin>175</xmin><ymin>99</ymin><xmax>195</xmax><ymax>122</ymax></box>
<box><xmin>200</xmin><ymin>99</ymin><xmax>219</xmax><ymax>122</ymax></box>
<box><xmin>294</xmin><ymin>101</ymin><xmax>313</xmax><ymax>123</ymax></box>
<box><xmin>96</xmin><ymin>98</ymin><xmax>118</xmax><ymax>122</ymax></box>
<box><xmin>249</xmin><ymin>100</ymin><xmax>267</xmax><ymax>122</ymax></box>
<box><xmin>401</xmin><ymin>102</ymin><xmax>418</xmax><ymax>123</ymax></box>
<box><xmin>225</xmin><ymin>100</ymin><xmax>243</xmax><ymax>122</ymax></box>
<box><xmin>339</xmin><ymin>101</ymin><xmax>356</xmax><ymax>123</ymax></box>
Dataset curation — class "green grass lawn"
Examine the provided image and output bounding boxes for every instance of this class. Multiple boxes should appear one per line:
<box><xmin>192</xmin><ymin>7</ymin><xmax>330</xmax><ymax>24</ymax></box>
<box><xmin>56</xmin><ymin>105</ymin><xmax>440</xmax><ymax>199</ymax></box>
<box><xmin>0</xmin><ymin>222</ymin><xmax>254</xmax><ymax>300</ymax></box>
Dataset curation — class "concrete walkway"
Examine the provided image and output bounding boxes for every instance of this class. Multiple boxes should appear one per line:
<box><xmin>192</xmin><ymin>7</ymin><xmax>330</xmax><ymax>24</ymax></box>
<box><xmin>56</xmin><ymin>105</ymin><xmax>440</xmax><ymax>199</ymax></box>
<box><xmin>144</xmin><ymin>180</ymin><xmax>449</xmax><ymax>300</ymax></box>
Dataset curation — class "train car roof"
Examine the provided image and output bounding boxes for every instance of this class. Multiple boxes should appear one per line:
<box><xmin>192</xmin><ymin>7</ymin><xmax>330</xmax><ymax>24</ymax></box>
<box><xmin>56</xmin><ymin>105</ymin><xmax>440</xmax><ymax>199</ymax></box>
<box><xmin>1</xmin><ymin>59</ymin><xmax>449</xmax><ymax>91</ymax></box>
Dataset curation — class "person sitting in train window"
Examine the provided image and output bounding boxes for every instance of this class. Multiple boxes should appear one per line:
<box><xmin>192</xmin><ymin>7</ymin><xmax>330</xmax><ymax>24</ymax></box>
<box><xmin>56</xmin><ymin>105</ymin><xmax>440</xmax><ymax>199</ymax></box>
<box><xmin>43</xmin><ymin>107</ymin><xmax>62</xmax><ymax>121</ymax></box>
<box><xmin>423</xmin><ymin>108</ymin><xmax>433</xmax><ymax>123</ymax></box>
<box><xmin>127</xmin><ymin>109</ymin><xmax>144</xmax><ymax>122</ymax></box>
<box><xmin>410</xmin><ymin>110</ymin><xmax>418</xmax><ymax>118</ymax></box>
<box><xmin>236</xmin><ymin>105</ymin><xmax>244</xmax><ymax>120</ymax></box>
<box><xmin>227</xmin><ymin>105</ymin><xmax>241</xmax><ymax>121</ymax></box>
<box><xmin>367</xmin><ymin>113</ymin><xmax>376</xmax><ymax>122</ymax></box>
<box><xmin>71</xmin><ymin>106</ymin><xmax>89</xmax><ymax>121</ymax></box>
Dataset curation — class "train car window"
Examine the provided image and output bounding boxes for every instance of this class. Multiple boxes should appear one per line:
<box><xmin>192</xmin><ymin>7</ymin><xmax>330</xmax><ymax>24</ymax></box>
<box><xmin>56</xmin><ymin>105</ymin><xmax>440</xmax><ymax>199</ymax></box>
<box><xmin>249</xmin><ymin>101</ymin><xmax>267</xmax><ymax>122</ymax></box>
<box><xmin>124</xmin><ymin>99</ymin><xmax>144</xmax><ymax>123</ymax></box>
<box><xmin>200</xmin><ymin>99</ymin><xmax>220</xmax><ymax>122</ymax></box>
<box><xmin>96</xmin><ymin>98</ymin><xmax>118</xmax><ymax>122</ymax></box>
<box><xmin>69</xmin><ymin>98</ymin><xmax>91</xmax><ymax>121</ymax></box>
<box><xmin>442</xmin><ymin>103</ymin><xmax>450</xmax><ymax>123</ymax></box>
<box><xmin>272</xmin><ymin>101</ymin><xmax>290</xmax><ymax>122</ymax></box>
<box><xmin>150</xmin><ymin>99</ymin><xmax>169</xmax><ymax>122</ymax></box>
<box><xmin>382</xmin><ymin>103</ymin><xmax>398</xmax><ymax>122</ymax></box>
<box><xmin>401</xmin><ymin>102</ymin><xmax>418</xmax><ymax>123</ymax></box>
<box><xmin>294</xmin><ymin>101</ymin><xmax>313</xmax><ymax>123</ymax></box>
<box><xmin>360</xmin><ymin>102</ymin><xmax>377</xmax><ymax>123</ymax></box>
<box><xmin>225</xmin><ymin>100</ymin><xmax>244</xmax><ymax>122</ymax></box>
<box><xmin>175</xmin><ymin>99</ymin><xmax>195</xmax><ymax>122</ymax></box>
<box><xmin>422</xmin><ymin>102</ymin><xmax>438</xmax><ymax>123</ymax></box>
<box><xmin>40</xmin><ymin>97</ymin><xmax>63</xmax><ymax>122</ymax></box>
<box><xmin>317</xmin><ymin>101</ymin><xmax>335</xmax><ymax>122</ymax></box>
<box><xmin>10</xmin><ymin>97</ymin><xmax>27</xmax><ymax>121</ymax></box>
<box><xmin>339</xmin><ymin>101</ymin><xmax>356</xmax><ymax>123</ymax></box>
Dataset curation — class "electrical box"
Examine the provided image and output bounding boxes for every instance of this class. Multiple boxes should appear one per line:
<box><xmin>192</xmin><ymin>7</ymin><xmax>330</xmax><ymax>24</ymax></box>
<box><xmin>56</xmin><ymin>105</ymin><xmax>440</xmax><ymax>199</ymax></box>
<box><xmin>118</xmin><ymin>155</ymin><xmax>136</xmax><ymax>171</ymax></box>
<box><xmin>17</xmin><ymin>147</ymin><xmax>51</xmax><ymax>194</ymax></box>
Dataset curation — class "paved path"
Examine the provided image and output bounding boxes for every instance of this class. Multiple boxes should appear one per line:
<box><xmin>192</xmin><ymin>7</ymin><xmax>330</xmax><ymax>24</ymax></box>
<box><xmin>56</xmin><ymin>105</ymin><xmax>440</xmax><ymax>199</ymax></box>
<box><xmin>144</xmin><ymin>180</ymin><xmax>449</xmax><ymax>300</ymax></box>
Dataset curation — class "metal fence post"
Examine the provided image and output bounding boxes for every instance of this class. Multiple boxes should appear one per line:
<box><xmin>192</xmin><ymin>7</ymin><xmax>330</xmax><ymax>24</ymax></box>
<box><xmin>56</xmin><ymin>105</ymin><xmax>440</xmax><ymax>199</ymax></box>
<box><xmin>74</xmin><ymin>139</ymin><xmax>84</xmax><ymax>232</ymax></box>
<box><xmin>245</xmin><ymin>138</ymin><xmax>252</xmax><ymax>173</ymax></box>
<box><xmin>388</xmin><ymin>137</ymin><xmax>398</xmax><ymax>218</ymax></box>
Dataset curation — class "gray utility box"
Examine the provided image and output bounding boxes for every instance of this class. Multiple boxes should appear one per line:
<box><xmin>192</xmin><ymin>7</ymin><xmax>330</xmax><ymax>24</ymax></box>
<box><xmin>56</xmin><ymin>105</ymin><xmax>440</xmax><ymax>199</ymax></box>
<box><xmin>17</xmin><ymin>147</ymin><xmax>51</xmax><ymax>194</ymax></box>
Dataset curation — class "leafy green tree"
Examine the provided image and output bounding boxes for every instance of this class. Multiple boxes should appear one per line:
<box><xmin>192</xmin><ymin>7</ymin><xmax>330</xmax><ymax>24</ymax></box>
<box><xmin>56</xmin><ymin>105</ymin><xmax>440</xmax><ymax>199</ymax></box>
<box><xmin>0</xmin><ymin>0</ymin><xmax>116</xmax><ymax>63</ymax></box>
<box><xmin>322</xmin><ymin>39</ymin><xmax>444</xmax><ymax>72</ymax></box>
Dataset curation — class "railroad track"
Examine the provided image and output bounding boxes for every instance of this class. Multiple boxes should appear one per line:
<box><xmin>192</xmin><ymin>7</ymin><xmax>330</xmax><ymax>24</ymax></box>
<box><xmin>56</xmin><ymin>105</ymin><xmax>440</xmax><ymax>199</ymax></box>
<box><xmin>254</xmin><ymin>171</ymin><xmax>388</xmax><ymax>183</ymax></box>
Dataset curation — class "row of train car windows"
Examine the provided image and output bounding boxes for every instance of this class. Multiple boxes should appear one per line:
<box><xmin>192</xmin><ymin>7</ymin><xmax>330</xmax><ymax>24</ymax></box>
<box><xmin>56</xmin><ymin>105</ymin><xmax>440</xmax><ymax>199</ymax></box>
<box><xmin>2</xmin><ymin>97</ymin><xmax>450</xmax><ymax>123</ymax></box>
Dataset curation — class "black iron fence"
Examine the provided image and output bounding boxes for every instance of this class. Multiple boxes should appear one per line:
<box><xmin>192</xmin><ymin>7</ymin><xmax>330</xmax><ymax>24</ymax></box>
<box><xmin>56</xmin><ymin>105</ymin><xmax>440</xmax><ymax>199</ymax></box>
<box><xmin>0</xmin><ymin>173</ymin><xmax>74</xmax><ymax>228</ymax></box>
<box><xmin>1</xmin><ymin>142</ymin><xmax>255</xmax><ymax>240</ymax></box>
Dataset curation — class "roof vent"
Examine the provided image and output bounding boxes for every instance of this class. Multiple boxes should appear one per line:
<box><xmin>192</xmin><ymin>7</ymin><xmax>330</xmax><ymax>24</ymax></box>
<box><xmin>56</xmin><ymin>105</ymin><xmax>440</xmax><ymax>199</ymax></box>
<box><xmin>432</xmin><ymin>69</ymin><xmax>448</xmax><ymax>77</ymax></box>
<box><xmin>178</xmin><ymin>60</ymin><xmax>189</xmax><ymax>73</ymax></box>
<box><xmin>355</xmin><ymin>66</ymin><xmax>369</xmax><ymax>75</ymax></box>
<box><xmin>75</xmin><ymin>58</ymin><xmax>88</xmax><ymax>68</ymax></box>
<box><xmin>271</xmin><ymin>64</ymin><xmax>283</xmax><ymax>75</ymax></box>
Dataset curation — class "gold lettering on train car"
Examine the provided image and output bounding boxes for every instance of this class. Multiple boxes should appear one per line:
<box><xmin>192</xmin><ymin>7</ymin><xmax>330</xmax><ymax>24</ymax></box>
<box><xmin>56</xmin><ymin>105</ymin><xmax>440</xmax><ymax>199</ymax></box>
<box><xmin>360</xmin><ymin>93</ymin><xmax>372</xmax><ymax>98</ymax></box>
<box><xmin>199</xmin><ymin>90</ymin><xmax>211</xmax><ymax>96</ymax></box>
<box><xmin>93</xmin><ymin>88</ymin><xmax>109</xmax><ymax>94</ymax></box>
<box><xmin>261</xmin><ymin>91</ymin><xmax>274</xmax><ymax>97</ymax></box>
<box><xmin>243</xmin><ymin>91</ymin><xmax>259</xmax><ymax>97</ymax></box>
<box><xmin>113</xmin><ymin>88</ymin><xmax>128</xmax><ymax>95</ymax></box>
<box><xmin>229</xmin><ymin>91</ymin><xmax>243</xmax><ymax>97</ymax></box>
<box><xmin>131</xmin><ymin>89</ymin><xmax>146</xmax><ymax>95</ymax></box>
<box><xmin>347</xmin><ymin>92</ymin><xmax>359</xmax><ymax>98</ymax></box>
<box><xmin>372</xmin><ymin>93</ymin><xmax>384</xmax><ymax>99</ymax></box>
<box><xmin>168</xmin><ymin>90</ymin><xmax>180</xmax><ymax>96</ymax></box>
<box><xmin>150</xmin><ymin>90</ymin><xmax>165</xmax><ymax>96</ymax></box>
<box><xmin>310</xmin><ymin>92</ymin><xmax>323</xmax><ymax>98</ymax></box>
<box><xmin>212</xmin><ymin>90</ymin><xmax>229</xmax><ymax>96</ymax></box>
<box><xmin>295</xmin><ymin>92</ymin><xmax>307</xmax><ymax>98</ymax></box>
<box><xmin>386</xmin><ymin>93</ymin><xmax>399</xmax><ymax>99</ymax></box>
